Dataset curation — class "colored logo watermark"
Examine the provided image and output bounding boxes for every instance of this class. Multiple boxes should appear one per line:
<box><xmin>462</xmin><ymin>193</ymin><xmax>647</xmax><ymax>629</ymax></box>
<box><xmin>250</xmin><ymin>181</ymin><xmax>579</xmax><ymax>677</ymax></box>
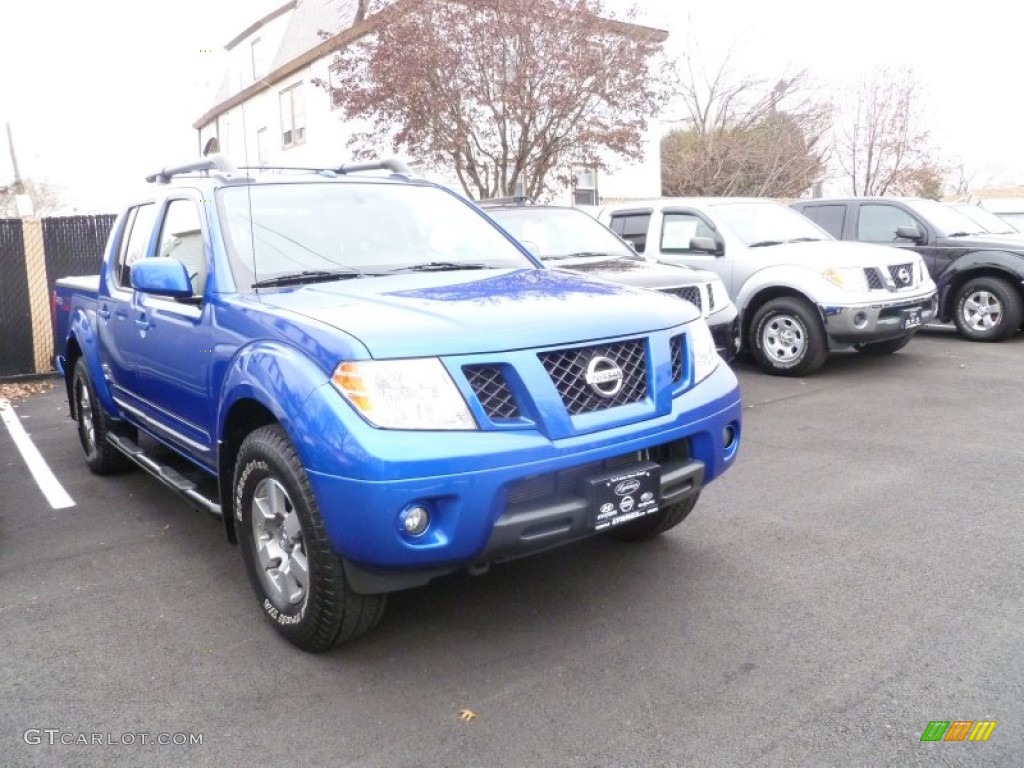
<box><xmin>920</xmin><ymin>721</ymin><xmax>997</xmax><ymax>742</ymax></box>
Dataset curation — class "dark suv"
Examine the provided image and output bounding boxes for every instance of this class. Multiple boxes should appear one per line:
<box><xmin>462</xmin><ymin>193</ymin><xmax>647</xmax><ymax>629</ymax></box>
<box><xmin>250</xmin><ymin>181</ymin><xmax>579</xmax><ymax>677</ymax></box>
<box><xmin>791</xmin><ymin>197</ymin><xmax>1024</xmax><ymax>342</ymax></box>
<box><xmin>479</xmin><ymin>200</ymin><xmax>740</xmax><ymax>360</ymax></box>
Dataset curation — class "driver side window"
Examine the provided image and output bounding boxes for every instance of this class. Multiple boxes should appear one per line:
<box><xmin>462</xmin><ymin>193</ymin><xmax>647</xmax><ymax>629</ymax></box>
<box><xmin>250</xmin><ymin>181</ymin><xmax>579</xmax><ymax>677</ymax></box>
<box><xmin>156</xmin><ymin>200</ymin><xmax>207</xmax><ymax>296</ymax></box>
<box><xmin>661</xmin><ymin>213</ymin><xmax>715</xmax><ymax>251</ymax></box>
<box><xmin>857</xmin><ymin>205</ymin><xmax>919</xmax><ymax>243</ymax></box>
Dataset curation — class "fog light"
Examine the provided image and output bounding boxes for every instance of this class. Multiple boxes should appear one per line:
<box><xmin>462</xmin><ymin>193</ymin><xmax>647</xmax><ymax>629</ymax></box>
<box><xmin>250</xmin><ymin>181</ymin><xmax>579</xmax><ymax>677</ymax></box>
<box><xmin>723</xmin><ymin>425</ymin><xmax>736</xmax><ymax>449</ymax></box>
<box><xmin>401</xmin><ymin>505</ymin><xmax>430</xmax><ymax>536</ymax></box>
<box><xmin>853</xmin><ymin>312</ymin><xmax>867</xmax><ymax>328</ymax></box>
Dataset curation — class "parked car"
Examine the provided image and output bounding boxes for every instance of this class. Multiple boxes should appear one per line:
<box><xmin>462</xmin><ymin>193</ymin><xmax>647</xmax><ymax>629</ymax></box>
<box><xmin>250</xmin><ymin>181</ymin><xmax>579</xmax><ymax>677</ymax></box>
<box><xmin>593</xmin><ymin>198</ymin><xmax>937</xmax><ymax>376</ymax></box>
<box><xmin>791</xmin><ymin>196</ymin><xmax>1024</xmax><ymax>342</ymax></box>
<box><xmin>949</xmin><ymin>202</ymin><xmax>1024</xmax><ymax>237</ymax></box>
<box><xmin>477</xmin><ymin>199</ymin><xmax>739</xmax><ymax>361</ymax></box>
<box><xmin>51</xmin><ymin>155</ymin><xmax>743</xmax><ymax>652</ymax></box>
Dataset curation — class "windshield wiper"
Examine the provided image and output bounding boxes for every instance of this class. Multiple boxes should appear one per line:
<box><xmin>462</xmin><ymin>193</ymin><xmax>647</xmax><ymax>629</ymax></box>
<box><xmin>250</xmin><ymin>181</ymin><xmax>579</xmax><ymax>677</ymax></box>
<box><xmin>252</xmin><ymin>269</ymin><xmax>370</xmax><ymax>288</ymax></box>
<box><xmin>544</xmin><ymin>251</ymin><xmax>620</xmax><ymax>261</ymax></box>
<box><xmin>749</xmin><ymin>240</ymin><xmax>784</xmax><ymax>248</ymax></box>
<box><xmin>946</xmin><ymin>231</ymin><xmax>977</xmax><ymax>238</ymax></box>
<box><xmin>388</xmin><ymin>261</ymin><xmax>490</xmax><ymax>273</ymax></box>
<box><xmin>784</xmin><ymin>237</ymin><xmax>825</xmax><ymax>243</ymax></box>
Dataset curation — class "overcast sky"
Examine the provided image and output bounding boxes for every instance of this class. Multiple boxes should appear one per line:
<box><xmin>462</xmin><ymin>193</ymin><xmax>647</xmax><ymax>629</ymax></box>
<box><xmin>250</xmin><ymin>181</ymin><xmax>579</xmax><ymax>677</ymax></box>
<box><xmin>2</xmin><ymin>0</ymin><xmax>1022</xmax><ymax>212</ymax></box>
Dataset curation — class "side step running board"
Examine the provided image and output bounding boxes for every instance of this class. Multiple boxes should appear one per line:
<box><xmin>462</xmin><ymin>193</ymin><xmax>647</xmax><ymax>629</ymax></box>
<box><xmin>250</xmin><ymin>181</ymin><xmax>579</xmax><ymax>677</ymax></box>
<box><xmin>107</xmin><ymin>434</ymin><xmax>222</xmax><ymax>518</ymax></box>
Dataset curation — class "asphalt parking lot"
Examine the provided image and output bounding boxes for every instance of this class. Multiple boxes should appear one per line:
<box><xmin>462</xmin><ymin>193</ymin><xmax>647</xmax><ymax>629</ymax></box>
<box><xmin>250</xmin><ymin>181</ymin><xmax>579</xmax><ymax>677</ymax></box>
<box><xmin>1</xmin><ymin>327</ymin><xmax>1021</xmax><ymax>767</ymax></box>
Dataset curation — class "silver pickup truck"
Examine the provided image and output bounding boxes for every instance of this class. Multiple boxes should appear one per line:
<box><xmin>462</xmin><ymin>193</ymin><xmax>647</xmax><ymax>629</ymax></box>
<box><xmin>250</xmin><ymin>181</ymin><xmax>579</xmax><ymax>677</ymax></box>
<box><xmin>593</xmin><ymin>198</ymin><xmax>938</xmax><ymax>376</ymax></box>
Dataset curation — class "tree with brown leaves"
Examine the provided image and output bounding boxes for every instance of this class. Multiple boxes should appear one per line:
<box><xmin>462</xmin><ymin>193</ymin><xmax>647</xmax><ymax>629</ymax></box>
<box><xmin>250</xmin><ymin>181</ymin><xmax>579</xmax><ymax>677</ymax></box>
<box><xmin>318</xmin><ymin>0</ymin><xmax>667</xmax><ymax>200</ymax></box>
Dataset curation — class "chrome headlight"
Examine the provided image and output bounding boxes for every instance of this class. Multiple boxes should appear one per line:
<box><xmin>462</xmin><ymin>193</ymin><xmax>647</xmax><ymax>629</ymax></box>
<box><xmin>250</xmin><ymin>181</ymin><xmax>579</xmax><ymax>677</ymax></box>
<box><xmin>708</xmin><ymin>277</ymin><xmax>731</xmax><ymax>314</ymax></box>
<box><xmin>331</xmin><ymin>358</ymin><xmax>477</xmax><ymax>430</ymax></box>
<box><xmin>690</xmin><ymin>318</ymin><xmax>720</xmax><ymax>384</ymax></box>
<box><xmin>822</xmin><ymin>267</ymin><xmax>869</xmax><ymax>292</ymax></box>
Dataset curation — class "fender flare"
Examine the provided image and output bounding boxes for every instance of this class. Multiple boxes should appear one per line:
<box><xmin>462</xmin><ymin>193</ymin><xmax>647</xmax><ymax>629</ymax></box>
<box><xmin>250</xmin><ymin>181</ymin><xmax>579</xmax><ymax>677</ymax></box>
<box><xmin>68</xmin><ymin>307</ymin><xmax>121</xmax><ymax>419</ymax></box>
<box><xmin>936</xmin><ymin>250</ymin><xmax>1024</xmax><ymax>318</ymax></box>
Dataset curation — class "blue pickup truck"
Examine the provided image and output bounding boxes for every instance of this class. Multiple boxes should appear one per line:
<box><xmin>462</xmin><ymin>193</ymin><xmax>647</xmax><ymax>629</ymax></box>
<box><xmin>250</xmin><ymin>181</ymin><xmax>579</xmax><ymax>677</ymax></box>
<box><xmin>52</xmin><ymin>155</ymin><xmax>742</xmax><ymax>652</ymax></box>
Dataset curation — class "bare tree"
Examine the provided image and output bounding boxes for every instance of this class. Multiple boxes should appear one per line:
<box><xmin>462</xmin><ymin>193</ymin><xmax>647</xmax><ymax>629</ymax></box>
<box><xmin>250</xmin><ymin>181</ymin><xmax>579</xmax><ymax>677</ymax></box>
<box><xmin>834</xmin><ymin>66</ymin><xmax>942</xmax><ymax>196</ymax></box>
<box><xmin>318</xmin><ymin>0</ymin><xmax>668</xmax><ymax>200</ymax></box>
<box><xmin>660</xmin><ymin>43</ymin><xmax>830</xmax><ymax>197</ymax></box>
<box><xmin>0</xmin><ymin>178</ymin><xmax>65</xmax><ymax>218</ymax></box>
<box><xmin>949</xmin><ymin>163</ymin><xmax>976</xmax><ymax>198</ymax></box>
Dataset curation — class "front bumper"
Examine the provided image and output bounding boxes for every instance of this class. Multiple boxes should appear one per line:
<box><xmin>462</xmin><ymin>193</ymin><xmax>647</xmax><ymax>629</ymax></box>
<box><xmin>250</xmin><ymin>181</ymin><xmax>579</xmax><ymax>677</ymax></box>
<box><xmin>819</xmin><ymin>291</ymin><xmax>938</xmax><ymax>344</ymax></box>
<box><xmin>303</xmin><ymin>362</ymin><xmax>742</xmax><ymax>594</ymax></box>
<box><xmin>708</xmin><ymin>308</ymin><xmax>740</xmax><ymax>362</ymax></box>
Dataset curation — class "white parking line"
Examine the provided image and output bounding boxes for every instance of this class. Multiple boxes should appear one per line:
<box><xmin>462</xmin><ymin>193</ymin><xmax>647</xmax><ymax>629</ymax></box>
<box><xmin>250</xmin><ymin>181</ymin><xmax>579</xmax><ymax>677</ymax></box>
<box><xmin>0</xmin><ymin>398</ymin><xmax>75</xmax><ymax>509</ymax></box>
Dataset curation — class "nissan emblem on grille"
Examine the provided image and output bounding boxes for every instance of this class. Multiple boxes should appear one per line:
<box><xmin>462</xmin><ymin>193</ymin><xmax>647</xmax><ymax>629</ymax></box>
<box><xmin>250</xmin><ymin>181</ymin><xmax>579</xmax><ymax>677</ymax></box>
<box><xmin>897</xmin><ymin>267</ymin><xmax>911</xmax><ymax>286</ymax></box>
<box><xmin>585</xmin><ymin>356</ymin><xmax>624</xmax><ymax>397</ymax></box>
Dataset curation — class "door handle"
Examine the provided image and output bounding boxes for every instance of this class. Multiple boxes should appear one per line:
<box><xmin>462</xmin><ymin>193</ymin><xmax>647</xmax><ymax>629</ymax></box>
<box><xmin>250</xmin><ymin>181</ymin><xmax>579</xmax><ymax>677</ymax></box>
<box><xmin>135</xmin><ymin>315</ymin><xmax>152</xmax><ymax>331</ymax></box>
<box><xmin>97</xmin><ymin>305</ymin><xmax>111</xmax><ymax>321</ymax></box>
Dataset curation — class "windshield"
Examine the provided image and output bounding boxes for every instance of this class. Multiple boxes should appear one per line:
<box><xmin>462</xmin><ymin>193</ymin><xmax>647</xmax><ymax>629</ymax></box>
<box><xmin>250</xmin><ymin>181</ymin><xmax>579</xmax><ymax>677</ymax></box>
<box><xmin>953</xmin><ymin>204</ymin><xmax>1020</xmax><ymax>235</ymax></box>
<box><xmin>711</xmin><ymin>201</ymin><xmax>832</xmax><ymax>246</ymax></box>
<box><xmin>218</xmin><ymin>182</ymin><xmax>534</xmax><ymax>288</ymax></box>
<box><xmin>485</xmin><ymin>207</ymin><xmax>636</xmax><ymax>260</ymax></box>
<box><xmin>903</xmin><ymin>199</ymin><xmax>985</xmax><ymax>237</ymax></box>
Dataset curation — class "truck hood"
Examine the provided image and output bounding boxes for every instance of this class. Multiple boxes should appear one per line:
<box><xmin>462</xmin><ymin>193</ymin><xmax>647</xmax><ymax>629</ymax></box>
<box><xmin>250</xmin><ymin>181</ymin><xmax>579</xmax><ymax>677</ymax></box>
<box><xmin>939</xmin><ymin>234</ymin><xmax>1024</xmax><ymax>250</ymax></box>
<box><xmin>762</xmin><ymin>240</ymin><xmax>923</xmax><ymax>267</ymax></box>
<box><xmin>545</xmin><ymin>255</ymin><xmax>709</xmax><ymax>289</ymax></box>
<box><xmin>255</xmin><ymin>268</ymin><xmax>698</xmax><ymax>358</ymax></box>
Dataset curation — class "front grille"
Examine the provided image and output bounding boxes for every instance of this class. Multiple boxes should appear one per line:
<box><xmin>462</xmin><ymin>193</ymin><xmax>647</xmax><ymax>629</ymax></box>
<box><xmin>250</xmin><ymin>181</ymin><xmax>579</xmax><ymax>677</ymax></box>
<box><xmin>463</xmin><ymin>365</ymin><xmax>520</xmax><ymax>420</ymax></box>
<box><xmin>505</xmin><ymin>440</ymin><xmax>690</xmax><ymax>506</ymax></box>
<box><xmin>661</xmin><ymin>286</ymin><xmax>702</xmax><ymax>313</ymax></box>
<box><xmin>888</xmin><ymin>263</ymin><xmax>915</xmax><ymax>288</ymax></box>
<box><xmin>864</xmin><ymin>268</ymin><xmax>884</xmax><ymax>290</ymax></box>
<box><xmin>538</xmin><ymin>340</ymin><xmax>647</xmax><ymax>416</ymax></box>
<box><xmin>670</xmin><ymin>334</ymin><xmax>684</xmax><ymax>382</ymax></box>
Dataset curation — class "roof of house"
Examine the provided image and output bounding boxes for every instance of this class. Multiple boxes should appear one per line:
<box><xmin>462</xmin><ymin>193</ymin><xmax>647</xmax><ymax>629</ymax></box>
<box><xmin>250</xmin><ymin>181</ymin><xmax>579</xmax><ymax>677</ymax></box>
<box><xmin>194</xmin><ymin>0</ymin><xmax>668</xmax><ymax>130</ymax></box>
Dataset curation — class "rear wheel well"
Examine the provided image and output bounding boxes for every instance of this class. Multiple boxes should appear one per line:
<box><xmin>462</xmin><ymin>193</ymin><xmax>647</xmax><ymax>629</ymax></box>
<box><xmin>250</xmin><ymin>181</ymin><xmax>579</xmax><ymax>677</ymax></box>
<box><xmin>741</xmin><ymin>287</ymin><xmax>816</xmax><ymax>350</ymax></box>
<box><xmin>219</xmin><ymin>399</ymin><xmax>278</xmax><ymax>544</ymax></box>
<box><xmin>64</xmin><ymin>338</ymin><xmax>83</xmax><ymax>418</ymax></box>
<box><xmin>943</xmin><ymin>268</ymin><xmax>1024</xmax><ymax>320</ymax></box>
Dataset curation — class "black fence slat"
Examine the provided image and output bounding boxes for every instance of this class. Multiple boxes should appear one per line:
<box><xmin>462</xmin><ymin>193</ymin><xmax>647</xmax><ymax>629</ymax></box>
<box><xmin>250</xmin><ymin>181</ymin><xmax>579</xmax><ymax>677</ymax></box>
<box><xmin>0</xmin><ymin>219</ymin><xmax>35</xmax><ymax>377</ymax></box>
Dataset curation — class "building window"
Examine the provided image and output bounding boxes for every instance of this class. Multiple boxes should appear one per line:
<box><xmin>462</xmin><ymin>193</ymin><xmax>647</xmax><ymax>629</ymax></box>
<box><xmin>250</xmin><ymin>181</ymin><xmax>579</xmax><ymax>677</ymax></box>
<box><xmin>573</xmin><ymin>166</ymin><xmax>598</xmax><ymax>206</ymax></box>
<box><xmin>280</xmin><ymin>83</ymin><xmax>306</xmax><ymax>149</ymax></box>
<box><xmin>251</xmin><ymin>38</ymin><xmax>264</xmax><ymax>81</ymax></box>
<box><xmin>256</xmin><ymin>127</ymin><xmax>268</xmax><ymax>166</ymax></box>
<box><xmin>328</xmin><ymin>65</ymin><xmax>344</xmax><ymax>110</ymax></box>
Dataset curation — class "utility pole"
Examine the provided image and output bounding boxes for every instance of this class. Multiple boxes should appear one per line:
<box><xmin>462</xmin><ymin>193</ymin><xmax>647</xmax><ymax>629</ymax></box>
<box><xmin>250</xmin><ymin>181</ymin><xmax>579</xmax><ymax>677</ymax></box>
<box><xmin>6</xmin><ymin>122</ymin><xmax>25</xmax><ymax>194</ymax></box>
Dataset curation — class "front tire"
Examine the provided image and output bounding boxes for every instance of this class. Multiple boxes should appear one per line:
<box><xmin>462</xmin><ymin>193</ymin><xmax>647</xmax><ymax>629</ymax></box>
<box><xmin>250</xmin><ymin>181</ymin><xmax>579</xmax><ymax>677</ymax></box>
<box><xmin>607</xmin><ymin>494</ymin><xmax>699</xmax><ymax>542</ymax></box>
<box><xmin>854</xmin><ymin>335</ymin><xmax>913</xmax><ymax>355</ymax></box>
<box><xmin>234</xmin><ymin>425</ymin><xmax>386</xmax><ymax>652</ymax></box>
<box><xmin>749</xmin><ymin>297</ymin><xmax>829</xmax><ymax>376</ymax></box>
<box><xmin>71</xmin><ymin>357</ymin><xmax>131</xmax><ymax>475</ymax></box>
<box><xmin>953</xmin><ymin>276</ymin><xmax>1023</xmax><ymax>342</ymax></box>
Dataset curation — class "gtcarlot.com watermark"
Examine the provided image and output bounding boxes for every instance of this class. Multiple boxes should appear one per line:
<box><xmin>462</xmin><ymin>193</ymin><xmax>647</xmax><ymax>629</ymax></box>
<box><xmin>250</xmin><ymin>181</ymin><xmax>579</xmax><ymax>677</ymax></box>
<box><xmin>24</xmin><ymin>729</ymin><xmax>203</xmax><ymax>747</ymax></box>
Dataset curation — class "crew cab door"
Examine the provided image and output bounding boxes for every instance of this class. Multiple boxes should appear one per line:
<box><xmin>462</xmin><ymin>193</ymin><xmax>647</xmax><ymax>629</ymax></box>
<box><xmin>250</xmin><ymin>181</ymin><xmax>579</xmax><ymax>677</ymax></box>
<box><xmin>99</xmin><ymin>202</ymin><xmax>158</xmax><ymax>401</ymax></box>
<box><xmin>656</xmin><ymin>208</ymin><xmax>734</xmax><ymax>290</ymax></box>
<box><xmin>127</xmin><ymin>196</ymin><xmax>216</xmax><ymax>464</ymax></box>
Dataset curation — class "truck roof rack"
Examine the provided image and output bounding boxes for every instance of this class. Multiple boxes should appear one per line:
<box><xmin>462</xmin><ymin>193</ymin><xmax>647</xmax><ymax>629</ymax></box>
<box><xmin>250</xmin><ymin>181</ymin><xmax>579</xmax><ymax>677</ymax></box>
<box><xmin>333</xmin><ymin>159</ymin><xmax>416</xmax><ymax>177</ymax></box>
<box><xmin>145</xmin><ymin>154</ymin><xmax>241</xmax><ymax>184</ymax></box>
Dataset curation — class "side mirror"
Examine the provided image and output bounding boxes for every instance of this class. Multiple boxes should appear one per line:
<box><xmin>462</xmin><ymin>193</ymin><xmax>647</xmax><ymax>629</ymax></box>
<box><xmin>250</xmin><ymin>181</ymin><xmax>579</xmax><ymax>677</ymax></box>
<box><xmin>690</xmin><ymin>236</ymin><xmax>721</xmax><ymax>255</ymax></box>
<box><xmin>895</xmin><ymin>225</ymin><xmax>924</xmax><ymax>243</ymax></box>
<box><xmin>130</xmin><ymin>258</ymin><xmax>193</xmax><ymax>298</ymax></box>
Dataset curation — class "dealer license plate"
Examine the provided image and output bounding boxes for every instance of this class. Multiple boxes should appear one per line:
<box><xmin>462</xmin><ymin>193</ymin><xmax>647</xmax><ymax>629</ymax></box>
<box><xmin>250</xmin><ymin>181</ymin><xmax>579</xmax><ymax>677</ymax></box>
<box><xmin>903</xmin><ymin>309</ymin><xmax>922</xmax><ymax>329</ymax></box>
<box><xmin>581</xmin><ymin>462</ymin><xmax>661</xmax><ymax>531</ymax></box>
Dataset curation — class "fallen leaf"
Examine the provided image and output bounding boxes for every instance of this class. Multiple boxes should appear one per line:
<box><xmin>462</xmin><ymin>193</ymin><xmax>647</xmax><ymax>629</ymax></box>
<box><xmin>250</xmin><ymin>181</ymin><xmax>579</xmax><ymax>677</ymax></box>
<box><xmin>458</xmin><ymin>709</ymin><xmax>477</xmax><ymax>722</ymax></box>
